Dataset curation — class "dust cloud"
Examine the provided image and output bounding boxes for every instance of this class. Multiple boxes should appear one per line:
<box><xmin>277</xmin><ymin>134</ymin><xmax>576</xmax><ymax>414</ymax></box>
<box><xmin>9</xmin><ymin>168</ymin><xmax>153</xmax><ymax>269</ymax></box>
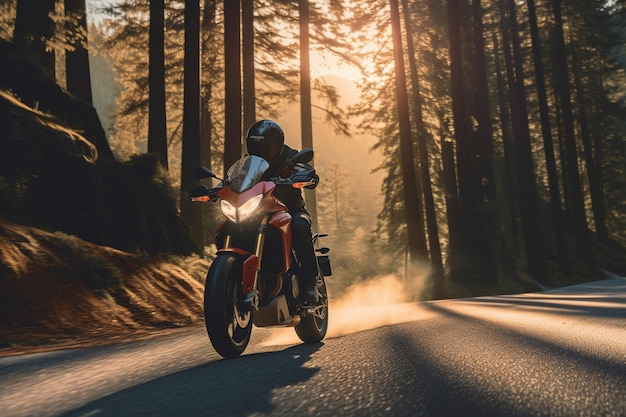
<box><xmin>260</xmin><ymin>273</ymin><xmax>438</xmax><ymax>347</ymax></box>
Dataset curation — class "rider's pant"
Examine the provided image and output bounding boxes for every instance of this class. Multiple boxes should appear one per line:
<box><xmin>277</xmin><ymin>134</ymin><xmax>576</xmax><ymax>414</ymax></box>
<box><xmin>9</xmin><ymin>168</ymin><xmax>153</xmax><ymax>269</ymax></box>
<box><xmin>290</xmin><ymin>210</ymin><xmax>317</xmax><ymax>284</ymax></box>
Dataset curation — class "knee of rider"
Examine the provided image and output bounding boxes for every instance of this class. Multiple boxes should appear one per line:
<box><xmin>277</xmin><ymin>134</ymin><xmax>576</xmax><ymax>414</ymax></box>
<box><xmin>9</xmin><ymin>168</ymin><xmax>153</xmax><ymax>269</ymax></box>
<box><xmin>292</xmin><ymin>216</ymin><xmax>311</xmax><ymax>236</ymax></box>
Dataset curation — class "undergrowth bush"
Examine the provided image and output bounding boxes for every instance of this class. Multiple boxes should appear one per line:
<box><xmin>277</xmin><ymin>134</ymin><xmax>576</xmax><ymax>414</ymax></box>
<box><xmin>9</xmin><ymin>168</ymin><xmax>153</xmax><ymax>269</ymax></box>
<box><xmin>45</xmin><ymin>231</ymin><xmax>122</xmax><ymax>290</ymax></box>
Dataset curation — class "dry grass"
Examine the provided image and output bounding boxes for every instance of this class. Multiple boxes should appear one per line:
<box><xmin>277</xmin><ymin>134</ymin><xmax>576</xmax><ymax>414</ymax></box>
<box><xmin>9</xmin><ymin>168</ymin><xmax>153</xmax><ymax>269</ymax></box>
<box><xmin>0</xmin><ymin>218</ymin><xmax>209</xmax><ymax>356</ymax></box>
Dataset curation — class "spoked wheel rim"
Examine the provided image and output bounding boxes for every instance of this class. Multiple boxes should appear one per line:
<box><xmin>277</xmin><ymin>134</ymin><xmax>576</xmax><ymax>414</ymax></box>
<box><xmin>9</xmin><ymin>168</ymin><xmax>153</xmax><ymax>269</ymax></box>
<box><xmin>311</xmin><ymin>277</ymin><xmax>328</xmax><ymax>329</ymax></box>
<box><xmin>226</xmin><ymin>279</ymin><xmax>251</xmax><ymax>347</ymax></box>
<box><xmin>204</xmin><ymin>254</ymin><xmax>253</xmax><ymax>358</ymax></box>
<box><xmin>295</xmin><ymin>275</ymin><xmax>329</xmax><ymax>343</ymax></box>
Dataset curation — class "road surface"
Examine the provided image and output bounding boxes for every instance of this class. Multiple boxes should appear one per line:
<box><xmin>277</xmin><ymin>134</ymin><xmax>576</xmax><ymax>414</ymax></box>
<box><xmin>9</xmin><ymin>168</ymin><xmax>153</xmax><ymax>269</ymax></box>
<box><xmin>1</xmin><ymin>275</ymin><xmax>625</xmax><ymax>416</ymax></box>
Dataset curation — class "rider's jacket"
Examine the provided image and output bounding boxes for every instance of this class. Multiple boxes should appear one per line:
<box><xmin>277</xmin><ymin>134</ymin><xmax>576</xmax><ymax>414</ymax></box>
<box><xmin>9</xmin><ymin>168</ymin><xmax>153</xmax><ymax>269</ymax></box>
<box><xmin>261</xmin><ymin>145</ymin><xmax>317</xmax><ymax>213</ymax></box>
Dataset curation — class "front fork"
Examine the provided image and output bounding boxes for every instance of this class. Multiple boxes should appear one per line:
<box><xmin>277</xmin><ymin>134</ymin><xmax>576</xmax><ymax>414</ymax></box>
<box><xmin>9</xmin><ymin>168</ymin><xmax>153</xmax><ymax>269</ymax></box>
<box><xmin>220</xmin><ymin>216</ymin><xmax>269</xmax><ymax>312</ymax></box>
<box><xmin>220</xmin><ymin>212</ymin><xmax>292</xmax><ymax>312</ymax></box>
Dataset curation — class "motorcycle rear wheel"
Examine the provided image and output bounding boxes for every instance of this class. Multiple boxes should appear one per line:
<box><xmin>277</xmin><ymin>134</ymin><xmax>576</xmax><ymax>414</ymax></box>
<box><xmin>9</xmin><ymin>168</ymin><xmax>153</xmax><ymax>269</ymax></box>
<box><xmin>295</xmin><ymin>275</ymin><xmax>329</xmax><ymax>343</ymax></box>
<box><xmin>204</xmin><ymin>254</ymin><xmax>252</xmax><ymax>359</ymax></box>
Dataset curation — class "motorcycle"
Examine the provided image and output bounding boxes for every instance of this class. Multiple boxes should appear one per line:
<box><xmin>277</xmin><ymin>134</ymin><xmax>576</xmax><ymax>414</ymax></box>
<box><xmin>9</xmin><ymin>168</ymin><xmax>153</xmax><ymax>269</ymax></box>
<box><xmin>191</xmin><ymin>149</ymin><xmax>331</xmax><ymax>358</ymax></box>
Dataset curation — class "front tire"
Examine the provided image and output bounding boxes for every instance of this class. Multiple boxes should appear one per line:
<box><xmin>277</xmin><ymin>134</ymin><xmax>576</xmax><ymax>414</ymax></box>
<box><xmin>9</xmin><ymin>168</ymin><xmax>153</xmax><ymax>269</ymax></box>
<box><xmin>295</xmin><ymin>275</ymin><xmax>329</xmax><ymax>343</ymax></box>
<box><xmin>204</xmin><ymin>254</ymin><xmax>252</xmax><ymax>358</ymax></box>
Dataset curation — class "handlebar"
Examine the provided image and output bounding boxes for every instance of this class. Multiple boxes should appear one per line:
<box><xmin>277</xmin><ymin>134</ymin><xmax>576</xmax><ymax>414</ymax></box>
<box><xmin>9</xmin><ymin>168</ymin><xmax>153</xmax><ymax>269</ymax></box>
<box><xmin>190</xmin><ymin>184</ymin><xmax>221</xmax><ymax>202</ymax></box>
<box><xmin>190</xmin><ymin>164</ymin><xmax>318</xmax><ymax>203</ymax></box>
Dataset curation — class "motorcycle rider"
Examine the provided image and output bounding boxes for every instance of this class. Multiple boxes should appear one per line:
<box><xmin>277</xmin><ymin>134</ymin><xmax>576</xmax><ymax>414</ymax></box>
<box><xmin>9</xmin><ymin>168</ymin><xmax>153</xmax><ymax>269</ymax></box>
<box><xmin>244</xmin><ymin>119</ymin><xmax>320</xmax><ymax>304</ymax></box>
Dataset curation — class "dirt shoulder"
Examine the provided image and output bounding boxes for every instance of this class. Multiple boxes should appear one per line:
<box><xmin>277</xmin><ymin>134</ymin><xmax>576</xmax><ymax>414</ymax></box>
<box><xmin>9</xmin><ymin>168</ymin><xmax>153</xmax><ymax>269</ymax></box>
<box><xmin>0</xmin><ymin>219</ymin><xmax>209</xmax><ymax>357</ymax></box>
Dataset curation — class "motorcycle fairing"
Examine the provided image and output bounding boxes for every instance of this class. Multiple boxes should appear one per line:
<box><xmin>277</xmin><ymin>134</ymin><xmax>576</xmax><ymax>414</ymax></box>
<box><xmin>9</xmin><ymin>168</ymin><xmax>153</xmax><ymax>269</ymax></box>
<box><xmin>268</xmin><ymin>211</ymin><xmax>292</xmax><ymax>272</ymax></box>
<box><xmin>217</xmin><ymin>181</ymin><xmax>276</xmax><ymax>209</ymax></box>
<box><xmin>217</xmin><ymin>210</ymin><xmax>292</xmax><ymax>296</ymax></box>
<box><xmin>215</xmin><ymin>247</ymin><xmax>259</xmax><ymax>296</ymax></box>
<box><xmin>217</xmin><ymin>183</ymin><xmax>292</xmax><ymax>273</ymax></box>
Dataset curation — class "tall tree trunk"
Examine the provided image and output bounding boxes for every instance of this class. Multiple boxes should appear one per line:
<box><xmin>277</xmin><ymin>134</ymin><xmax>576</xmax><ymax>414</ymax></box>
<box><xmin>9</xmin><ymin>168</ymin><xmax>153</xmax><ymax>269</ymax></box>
<box><xmin>493</xmin><ymin>32</ymin><xmax>522</xmax><ymax>266</ymax></box>
<box><xmin>550</xmin><ymin>0</ymin><xmax>593</xmax><ymax>264</ymax></box>
<box><xmin>298</xmin><ymin>0</ymin><xmax>318</xmax><ymax>229</ymax></box>
<box><xmin>571</xmin><ymin>47</ymin><xmax>608</xmax><ymax>242</ymax></box>
<box><xmin>447</xmin><ymin>0</ymin><xmax>472</xmax><ymax>214</ymax></box>
<box><xmin>13</xmin><ymin>0</ymin><xmax>56</xmax><ymax>79</ymax></box>
<box><xmin>180</xmin><ymin>0</ymin><xmax>203</xmax><ymax>253</ymax></box>
<box><xmin>389</xmin><ymin>0</ymin><xmax>428</xmax><ymax>263</ymax></box>
<box><xmin>467</xmin><ymin>0</ymin><xmax>497</xmax><ymax>284</ymax></box>
<box><xmin>242</xmin><ymin>0</ymin><xmax>256</xmax><ymax>133</ymax></box>
<box><xmin>470</xmin><ymin>0</ymin><xmax>494</xmax><ymax>205</ymax></box>
<box><xmin>445</xmin><ymin>0</ymin><xmax>471</xmax><ymax>275</ymax></box>
<box><xmin>65</xmin><ymin>0</ymin><xmax>93</xmax><ymax>105</ymax></box>
<box><xmin>554</xmin><ymin>94</ymin><xmax>573</xmax><ymax>233</ymax></box>
<box><xmin>200</xmin><ymin>0</ymin><xmax>219</xmax><ymax>244</ymax></box>
<box><xmin>201</xmin><ymin>0</ymin><xmax>218</xmax><ymax>172</ymax></box>
<box><xmin>147</xmin><ymin>0</ymin><xmax>168</xmax><ymax>169</ymax></box>
<box><xmin>501</xmin><ymin>0</ymin><xmax>547</xmax><ymax>282</ymax></box>
<box><xmin>400</xmin><ymin>0</ymin><xmax>444</xmax><ymax>285</ymax></box>
<box><xmin>526</xmin><ymin>0</ymin><xmax>570</xmax><ymax>276</ymax></box>
<box><xmin>223</xmin><ymin>0</ymin><xmax>242</xmax><ymax>171</ymax></box>
<box><xmin>446</xmin><ymin>0</ymin><xmax>498</xmax><ymax>284</ymax></box>
<box><xmin>441</xmin><ymin>123</ymin><xmax>461</xmax><ymax>273</ymax></box>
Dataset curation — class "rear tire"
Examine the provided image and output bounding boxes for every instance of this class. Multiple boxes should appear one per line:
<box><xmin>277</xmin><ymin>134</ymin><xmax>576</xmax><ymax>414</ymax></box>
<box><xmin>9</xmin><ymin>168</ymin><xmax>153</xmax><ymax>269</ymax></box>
<box><xmin>295</xmin><ymin>275</ymin><xmax>329</xmax><ymax>343</ymax></box>
<box><xmin>204</xmin><ymin>254</ymin><xmax>252</xmax><ymax>358</ymax></box>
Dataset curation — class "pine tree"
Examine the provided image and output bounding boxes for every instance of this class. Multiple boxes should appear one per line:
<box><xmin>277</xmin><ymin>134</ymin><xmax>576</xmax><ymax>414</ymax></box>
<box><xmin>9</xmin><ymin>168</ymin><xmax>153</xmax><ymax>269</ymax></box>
<box><xmin>13</xmin><ymin>0</ymin><xmax>56</xmax><ymax>78</ymax></box>
<box><xmin>180</xmin><ymin>0</ymin><xmax>203</xmax><ymax>252</ymax></box>
<box><xmin>147</xmin><ymin>0</ymin><xmax>168</xmax><ymax>169</ymax></box>
<box><xmin>65</xmin><ymin>0</ymin><xmax>94</xmax><ymax>105</ymax></box>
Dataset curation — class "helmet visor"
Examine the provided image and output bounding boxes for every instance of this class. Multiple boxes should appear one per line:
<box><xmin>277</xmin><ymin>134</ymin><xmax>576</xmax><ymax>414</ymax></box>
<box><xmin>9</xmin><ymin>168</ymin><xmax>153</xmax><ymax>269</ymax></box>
<box><xmin>247</xmin><ymin>138</ymin><xmax>282</xmax><ymax>162</ymax></box>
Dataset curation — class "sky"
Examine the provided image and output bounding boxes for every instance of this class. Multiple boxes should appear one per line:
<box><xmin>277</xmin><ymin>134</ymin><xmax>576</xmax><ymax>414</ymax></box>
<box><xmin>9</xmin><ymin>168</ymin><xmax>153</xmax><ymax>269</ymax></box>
<box><xmin>85</xmin><ymin>0</ymin><xmax>116</xmax><ymax>24</ymax></box>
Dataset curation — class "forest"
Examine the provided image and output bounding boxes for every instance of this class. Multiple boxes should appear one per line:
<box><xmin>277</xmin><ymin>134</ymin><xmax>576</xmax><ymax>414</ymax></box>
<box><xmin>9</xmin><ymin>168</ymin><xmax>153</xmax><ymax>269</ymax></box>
<box><xmin>1</xmin><ymin>0</ymin><xmax>626</xmax><ymax>301</ymax></box>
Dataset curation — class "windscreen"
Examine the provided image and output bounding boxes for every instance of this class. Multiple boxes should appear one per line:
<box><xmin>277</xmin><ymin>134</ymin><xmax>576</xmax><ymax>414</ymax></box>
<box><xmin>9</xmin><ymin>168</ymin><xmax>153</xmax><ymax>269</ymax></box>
<box><xmin>226</xmin><ymin>155</ymin><xmax>270</xmax><ymax>193</ymax></box>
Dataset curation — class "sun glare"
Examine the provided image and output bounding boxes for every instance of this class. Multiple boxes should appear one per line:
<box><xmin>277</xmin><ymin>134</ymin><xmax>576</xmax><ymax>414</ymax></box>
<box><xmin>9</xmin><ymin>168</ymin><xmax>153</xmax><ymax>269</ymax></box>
<box><xmin>310</xmin><ymin>50</ymin><xmax>362</xmax><ymax>81</ymax></box>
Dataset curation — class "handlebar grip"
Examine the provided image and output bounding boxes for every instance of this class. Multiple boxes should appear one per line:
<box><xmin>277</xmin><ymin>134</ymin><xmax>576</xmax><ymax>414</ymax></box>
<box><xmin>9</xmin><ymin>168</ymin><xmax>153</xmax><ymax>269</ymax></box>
<box><xmin>190</xmin><ymin>185</ymin><xmax>210</xmax><ymax>198</ymax></box>
<box><xmin>190</xmin><ymin>185</ymin><xmax>219</xmax><ymax>202</ymax></box>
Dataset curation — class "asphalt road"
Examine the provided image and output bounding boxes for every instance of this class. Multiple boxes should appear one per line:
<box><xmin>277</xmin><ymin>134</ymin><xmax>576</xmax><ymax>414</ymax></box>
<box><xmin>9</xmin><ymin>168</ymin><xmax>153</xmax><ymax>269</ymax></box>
<box><xmin>1</xmin><ymin>275</ymin><xmax>625</xmax><ymax>417</ymax></box>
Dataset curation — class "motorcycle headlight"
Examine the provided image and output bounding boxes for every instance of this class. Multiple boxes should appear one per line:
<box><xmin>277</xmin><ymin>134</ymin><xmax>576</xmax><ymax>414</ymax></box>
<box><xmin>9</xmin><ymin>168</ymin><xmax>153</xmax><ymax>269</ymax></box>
<box><xmin>220</xmin><ymin>194</ymin><xmax>263</xmax><ymax>222</ymax></box>
<box><xmin>220</xmin><ymin>200</ymin><xmax>237</xmax><ymax>222</ymax></box>
<box><xmin>238</xmin><ymin>194</ymin><xmax>263</xmax><ymax>221</ymax></box>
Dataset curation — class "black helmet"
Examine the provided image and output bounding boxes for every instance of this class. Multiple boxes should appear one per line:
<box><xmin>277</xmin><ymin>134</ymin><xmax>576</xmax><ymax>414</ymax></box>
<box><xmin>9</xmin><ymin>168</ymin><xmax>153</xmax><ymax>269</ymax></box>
<box><xmin>245</xmin><ymin>119</ymin><xmax>284</xmax><ymax>163</ymax></box>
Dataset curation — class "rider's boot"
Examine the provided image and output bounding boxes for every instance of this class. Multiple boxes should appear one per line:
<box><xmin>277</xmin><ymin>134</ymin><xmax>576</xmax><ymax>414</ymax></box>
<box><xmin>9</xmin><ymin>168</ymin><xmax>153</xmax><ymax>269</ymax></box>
<box><xmin>299</xmin><ymin>275</ymin><xmax>318</xmax><ymax>304</ymax></box>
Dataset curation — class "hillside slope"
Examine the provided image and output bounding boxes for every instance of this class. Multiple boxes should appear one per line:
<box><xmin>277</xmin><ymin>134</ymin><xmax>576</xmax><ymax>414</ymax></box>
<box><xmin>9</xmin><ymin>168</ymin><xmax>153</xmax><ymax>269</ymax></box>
<box><xmin>0</xmin><ymin>218</ymin><xmax>208</xmax><ymax>356</ymax></box>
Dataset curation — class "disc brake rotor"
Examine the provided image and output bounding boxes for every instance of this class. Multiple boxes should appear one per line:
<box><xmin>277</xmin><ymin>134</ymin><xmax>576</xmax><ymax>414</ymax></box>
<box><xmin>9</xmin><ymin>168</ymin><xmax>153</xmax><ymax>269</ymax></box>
<box><xmin>233</xmin><ymin>299</ymin><xmax>250</xmax><ymax>328</ymax></box>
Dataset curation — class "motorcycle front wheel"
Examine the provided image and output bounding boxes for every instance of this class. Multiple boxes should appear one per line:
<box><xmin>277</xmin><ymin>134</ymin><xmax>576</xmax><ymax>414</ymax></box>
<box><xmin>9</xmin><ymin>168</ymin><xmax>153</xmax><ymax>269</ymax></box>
<box><xmin>204</xmin><ymin>254</ymin><xmax>252</xmax><ymax>359</ymax></box>
<box><xmin>295</xmin><ymin>275</ymin><xmax>329</xmax><ymax>343</ymax></box>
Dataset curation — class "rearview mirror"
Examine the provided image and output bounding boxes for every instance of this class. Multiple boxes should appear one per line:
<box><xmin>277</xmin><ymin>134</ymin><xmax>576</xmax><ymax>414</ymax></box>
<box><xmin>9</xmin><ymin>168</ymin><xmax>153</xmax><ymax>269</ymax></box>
<box><xmin>292</xmin><ymin>148</ymin><xmax>314</xmax><ymax>164</ymax></box>
<box><xmin>193</xmin><ymin>166</ymin><xmax>217</xmax><ymax>180</ymax></box>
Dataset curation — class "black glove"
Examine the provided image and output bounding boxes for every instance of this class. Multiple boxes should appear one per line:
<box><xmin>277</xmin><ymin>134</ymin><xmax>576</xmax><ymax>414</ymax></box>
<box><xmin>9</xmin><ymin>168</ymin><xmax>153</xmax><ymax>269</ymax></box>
<box><xmin>304</xmin><ymin>174</ymin><xmax>319</xmax><ymax>189</ymax></box>
<box><xmin>190</xmin><ymin>185</ymin><xmax>210</xmax><ymax>198</ymax></box>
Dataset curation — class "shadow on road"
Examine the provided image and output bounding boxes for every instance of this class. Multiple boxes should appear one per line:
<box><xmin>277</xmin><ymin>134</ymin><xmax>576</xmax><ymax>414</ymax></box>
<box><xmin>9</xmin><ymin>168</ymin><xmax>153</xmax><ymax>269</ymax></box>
<box><xmin>377</xmin><ymin>297</ymin><xmax>626</xmax><ymax>417</ymax></box>
<box><xmin>59</xmin><ymin>342</ymin><xmax>323</xmax><ymax>417</ymax></box>
<box><xmin>457</xmin><ymin>293</ymin><xmax>626</xmax><ymax>319</ymax></box>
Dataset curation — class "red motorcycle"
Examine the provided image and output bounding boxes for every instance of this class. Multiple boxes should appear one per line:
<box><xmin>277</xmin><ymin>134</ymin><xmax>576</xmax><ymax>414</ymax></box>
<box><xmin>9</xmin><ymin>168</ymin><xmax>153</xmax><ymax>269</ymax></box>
<box><xmin>191</xmin><ymin>149</ymin><xmax>331</xmax><ymax>358</ymax></box>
